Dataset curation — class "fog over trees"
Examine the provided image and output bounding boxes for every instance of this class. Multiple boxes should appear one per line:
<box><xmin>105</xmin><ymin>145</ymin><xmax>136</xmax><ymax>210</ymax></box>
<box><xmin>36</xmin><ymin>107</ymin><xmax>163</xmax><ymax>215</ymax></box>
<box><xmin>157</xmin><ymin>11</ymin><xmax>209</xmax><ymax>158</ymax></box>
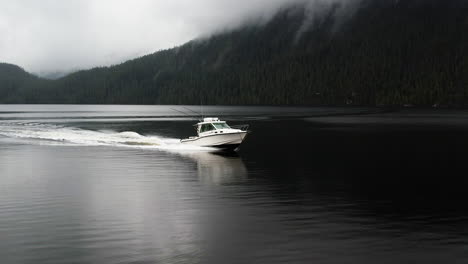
<box><xmin>1</xmin><ymin>0</ymin><xmax>468</xmax><ymax>106</ymax></box>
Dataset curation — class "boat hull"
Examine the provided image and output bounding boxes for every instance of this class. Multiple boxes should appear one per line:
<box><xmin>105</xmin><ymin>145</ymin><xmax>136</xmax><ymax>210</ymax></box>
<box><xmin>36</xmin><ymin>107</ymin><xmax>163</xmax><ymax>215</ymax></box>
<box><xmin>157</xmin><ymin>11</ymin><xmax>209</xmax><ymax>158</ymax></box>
<box><xmin>181</xmin><ymin>132</ymin><xmax>247</xmax><ymax>150</ymax></box>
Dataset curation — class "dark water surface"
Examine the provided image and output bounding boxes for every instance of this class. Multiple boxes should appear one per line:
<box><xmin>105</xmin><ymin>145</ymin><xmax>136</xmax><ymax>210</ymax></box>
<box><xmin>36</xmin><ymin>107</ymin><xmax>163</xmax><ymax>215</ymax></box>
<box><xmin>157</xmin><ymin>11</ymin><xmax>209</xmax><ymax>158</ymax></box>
<box><xmin>1</xmin><ymin>105</ymin><xmax>468</xmax><ymax>263</ymax></box>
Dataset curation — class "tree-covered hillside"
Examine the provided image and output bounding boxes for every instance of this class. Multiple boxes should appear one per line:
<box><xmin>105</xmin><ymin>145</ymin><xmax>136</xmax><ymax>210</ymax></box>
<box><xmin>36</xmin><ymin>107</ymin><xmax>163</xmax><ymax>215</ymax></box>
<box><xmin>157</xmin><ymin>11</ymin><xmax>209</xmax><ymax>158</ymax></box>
<box><xmin>1</xmin><ymin>0</ymin><xmax>468</xmax><ymax>106</ymax></box>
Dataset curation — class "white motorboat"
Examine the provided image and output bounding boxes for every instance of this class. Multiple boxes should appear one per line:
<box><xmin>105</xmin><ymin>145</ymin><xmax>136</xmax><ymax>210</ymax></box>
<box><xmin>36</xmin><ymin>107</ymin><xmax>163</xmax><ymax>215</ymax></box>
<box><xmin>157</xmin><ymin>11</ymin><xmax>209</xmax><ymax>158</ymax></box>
<box><xmin>180</xmin><ymin>118</ymin><xmax>249</xmax><ymax>151</ymax></box>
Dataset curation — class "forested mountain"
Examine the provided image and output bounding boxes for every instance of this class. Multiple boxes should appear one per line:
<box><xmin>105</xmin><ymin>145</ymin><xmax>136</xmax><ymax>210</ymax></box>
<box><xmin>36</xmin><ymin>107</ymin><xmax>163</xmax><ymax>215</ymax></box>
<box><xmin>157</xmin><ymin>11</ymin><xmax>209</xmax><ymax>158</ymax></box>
<box><xmin>1</xmin><ymin>0</ymin><xmax>468</xmax><ymax>106</ymax></box>
<box><xmin>0</xmin><ymin>63</ymin><xmax>52</xmax><ymax>103</ymax></box>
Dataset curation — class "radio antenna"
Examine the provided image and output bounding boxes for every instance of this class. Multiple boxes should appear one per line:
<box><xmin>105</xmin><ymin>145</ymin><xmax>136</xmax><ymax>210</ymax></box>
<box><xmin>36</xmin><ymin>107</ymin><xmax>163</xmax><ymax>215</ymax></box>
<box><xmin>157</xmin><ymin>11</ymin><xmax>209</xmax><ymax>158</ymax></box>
<box><xmin>182</xmin><ymin>106</ymin><xmax>202</xmax><ymax>121</ymax></box>
<box><xmin>200</xmin><ymin>98</ymin><xmax>204</xmax><ymax>120</ymax></box>
<box><xmin>170</xmin><ymin>107</ymin><xmax>192</xmax><ymax>117</ymax></box>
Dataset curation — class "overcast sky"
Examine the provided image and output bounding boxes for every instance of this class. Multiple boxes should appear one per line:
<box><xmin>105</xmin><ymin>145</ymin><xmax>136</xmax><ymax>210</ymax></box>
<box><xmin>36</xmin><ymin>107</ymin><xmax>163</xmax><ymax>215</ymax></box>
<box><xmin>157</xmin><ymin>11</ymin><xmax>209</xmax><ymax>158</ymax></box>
<box><xmin>0</xmin><ymin>0</ymin><xmax>350</xmax><ymax>75</ymax></box>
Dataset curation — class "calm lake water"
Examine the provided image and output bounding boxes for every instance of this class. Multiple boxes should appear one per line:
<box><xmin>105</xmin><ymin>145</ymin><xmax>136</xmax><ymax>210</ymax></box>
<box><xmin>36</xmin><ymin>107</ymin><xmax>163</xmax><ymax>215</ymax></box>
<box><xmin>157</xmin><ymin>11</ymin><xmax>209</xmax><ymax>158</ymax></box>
<box><xmin>0</xmin><ymin>105</ymin><xmax>468</xmax><ymax>264</ymax></box>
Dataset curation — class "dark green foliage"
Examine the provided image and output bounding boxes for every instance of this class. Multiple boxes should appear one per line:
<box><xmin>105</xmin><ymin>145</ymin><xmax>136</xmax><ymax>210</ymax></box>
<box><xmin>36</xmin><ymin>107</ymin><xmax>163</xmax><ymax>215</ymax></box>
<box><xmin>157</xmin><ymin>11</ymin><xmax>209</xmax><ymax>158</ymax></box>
<box><xmin>1</xmin><ymin>0</ymin><xmax>468</xmax><ymax>106</ymax></box>
<box><xmin>0</xmin><ymin>63</ymin><xmax>54</xmax><ymax>103</ymax></box>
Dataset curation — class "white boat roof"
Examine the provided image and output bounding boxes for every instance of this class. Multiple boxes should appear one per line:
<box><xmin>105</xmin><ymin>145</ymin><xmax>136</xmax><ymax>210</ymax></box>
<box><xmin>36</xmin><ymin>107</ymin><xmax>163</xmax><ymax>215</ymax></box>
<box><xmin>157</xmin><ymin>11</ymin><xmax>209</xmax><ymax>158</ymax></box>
<box><xmin>203</xmin><ymin>117</ymin><xmax>220</xmax><ymax>122</ymax></box>
<box><xmin>195</xmin><ymin>117</ymin><xmax>227</xmax><ymax>125</ymax></box>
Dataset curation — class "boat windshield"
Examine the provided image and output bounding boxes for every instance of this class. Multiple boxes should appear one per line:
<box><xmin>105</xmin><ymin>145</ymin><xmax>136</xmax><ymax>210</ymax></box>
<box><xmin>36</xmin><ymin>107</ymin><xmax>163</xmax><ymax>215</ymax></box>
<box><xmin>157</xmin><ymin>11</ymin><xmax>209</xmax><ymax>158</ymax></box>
<box><xmin>212</xmin><ymin>122</ymin><xmax>230</xmax><ymax>129</ymax></box>
<box><xmin>200</xmin><ymin>123</ymin><xmax>216</xmax><ymax>133</ymax></box>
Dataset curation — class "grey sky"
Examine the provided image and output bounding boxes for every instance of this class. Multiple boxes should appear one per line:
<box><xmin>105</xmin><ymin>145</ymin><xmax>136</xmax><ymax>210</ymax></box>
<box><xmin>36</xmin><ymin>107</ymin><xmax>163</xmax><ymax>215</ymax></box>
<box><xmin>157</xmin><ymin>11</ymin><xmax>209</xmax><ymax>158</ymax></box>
<box><xmin>0</xmin><ymin>0</ymin><xmax>353</xmax><ymax>75</ymax></box>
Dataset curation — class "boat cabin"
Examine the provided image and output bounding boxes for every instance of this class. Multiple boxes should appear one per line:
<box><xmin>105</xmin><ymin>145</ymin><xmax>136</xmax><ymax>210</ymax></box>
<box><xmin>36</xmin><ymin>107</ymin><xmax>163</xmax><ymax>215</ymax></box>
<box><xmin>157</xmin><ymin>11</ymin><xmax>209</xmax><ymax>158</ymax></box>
<box><xmin>196</xmin><ymin>118</ymin><xmax>231</xmax><ymax>135</ymax></box>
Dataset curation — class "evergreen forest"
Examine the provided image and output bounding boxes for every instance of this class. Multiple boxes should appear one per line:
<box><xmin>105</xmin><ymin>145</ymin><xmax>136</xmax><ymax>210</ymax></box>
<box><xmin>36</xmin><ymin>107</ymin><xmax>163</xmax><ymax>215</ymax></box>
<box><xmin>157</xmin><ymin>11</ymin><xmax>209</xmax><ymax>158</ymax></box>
<box><xmin>1</xmin><ymin>0</ymin><xmax>468</xmax><ymax>106</ymax></box>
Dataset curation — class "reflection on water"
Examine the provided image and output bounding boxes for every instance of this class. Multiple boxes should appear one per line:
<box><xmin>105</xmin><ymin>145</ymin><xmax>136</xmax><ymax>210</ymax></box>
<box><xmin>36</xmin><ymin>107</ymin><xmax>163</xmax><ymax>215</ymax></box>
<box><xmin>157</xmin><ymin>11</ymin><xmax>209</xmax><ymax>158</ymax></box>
<box><xmin>1</xmin><ymin>105</ymin><xmax>468</xmax><ymax>263</ymax></box>
<box><xmin>181</xmin><ymin>151</ymin><xmax>247</xmax><ymax>185</ymax></box>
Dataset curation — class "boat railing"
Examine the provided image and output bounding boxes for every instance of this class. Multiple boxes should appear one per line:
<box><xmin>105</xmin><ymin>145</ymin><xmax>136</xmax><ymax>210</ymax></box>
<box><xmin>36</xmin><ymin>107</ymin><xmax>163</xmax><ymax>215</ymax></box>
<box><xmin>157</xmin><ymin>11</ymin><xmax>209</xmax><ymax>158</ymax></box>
<box><xmin>231</xmin><ymin>124</ymin><xmax>250</xmax><ymax>131</ymax></box>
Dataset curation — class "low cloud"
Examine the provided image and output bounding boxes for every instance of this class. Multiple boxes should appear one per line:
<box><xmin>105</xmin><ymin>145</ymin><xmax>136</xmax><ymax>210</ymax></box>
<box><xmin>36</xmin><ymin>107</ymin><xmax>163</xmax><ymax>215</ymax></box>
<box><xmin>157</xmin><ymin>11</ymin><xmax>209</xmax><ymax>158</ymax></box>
<box><xmin>0</xmin><ymin>0</ymin><xmax>360</xmax><ymax>75</ymax></box>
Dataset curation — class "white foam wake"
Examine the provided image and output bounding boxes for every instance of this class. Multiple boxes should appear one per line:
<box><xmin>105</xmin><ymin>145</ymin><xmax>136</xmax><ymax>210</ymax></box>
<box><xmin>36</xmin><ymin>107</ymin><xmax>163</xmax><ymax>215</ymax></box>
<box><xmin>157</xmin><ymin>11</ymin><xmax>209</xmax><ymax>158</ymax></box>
<box><xmin>0</xmin><ymin>122</ymin><xmax>211</xmax><ymax>152</ymax></box>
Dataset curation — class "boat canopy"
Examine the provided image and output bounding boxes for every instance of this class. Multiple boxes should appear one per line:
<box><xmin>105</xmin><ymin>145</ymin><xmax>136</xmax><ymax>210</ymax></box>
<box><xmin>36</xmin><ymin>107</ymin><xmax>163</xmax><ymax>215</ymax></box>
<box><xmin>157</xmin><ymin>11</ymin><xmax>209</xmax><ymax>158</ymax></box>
<box><xmin>199</xmin><ymin>122</ymin><xmax>230</xmax><ymax>133</ymax></box>
<box><xmin>203</xmin><ymin>117</ymin><xmax>219</xmax><ymax>122</ymax></box>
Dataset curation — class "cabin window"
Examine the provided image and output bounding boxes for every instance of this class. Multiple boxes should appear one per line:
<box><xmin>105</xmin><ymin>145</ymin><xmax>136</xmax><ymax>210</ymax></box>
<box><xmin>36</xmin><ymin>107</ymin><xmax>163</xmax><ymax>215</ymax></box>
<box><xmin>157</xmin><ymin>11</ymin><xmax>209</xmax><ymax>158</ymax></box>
<box><xmin>200</xmin><ymin>124</ymin><xmax>216</xmax><ymax>133</ymax></box>
<box><xmin>212</xmin><ymin>122</ymin><xmax>230</xmax><ymax>129</ymax></box>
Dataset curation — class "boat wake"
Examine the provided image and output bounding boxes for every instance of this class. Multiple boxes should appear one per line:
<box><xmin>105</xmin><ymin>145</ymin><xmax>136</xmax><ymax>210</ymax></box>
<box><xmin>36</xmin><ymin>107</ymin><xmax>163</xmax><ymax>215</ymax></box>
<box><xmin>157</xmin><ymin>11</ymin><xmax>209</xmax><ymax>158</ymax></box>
<box><xmin>0</xmin><ymin>122</ymin><xmax>213</xmax><ymax>152</ymax></box>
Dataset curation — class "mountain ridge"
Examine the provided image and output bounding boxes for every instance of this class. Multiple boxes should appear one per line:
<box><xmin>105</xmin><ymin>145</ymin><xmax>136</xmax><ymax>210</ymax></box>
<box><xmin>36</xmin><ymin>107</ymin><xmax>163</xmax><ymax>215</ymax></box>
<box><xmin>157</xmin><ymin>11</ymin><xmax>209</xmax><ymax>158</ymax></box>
<box><xmin>2</xmin><ymin>0</ymin><xmax>468</xmax><ymax>106</ymax></box>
